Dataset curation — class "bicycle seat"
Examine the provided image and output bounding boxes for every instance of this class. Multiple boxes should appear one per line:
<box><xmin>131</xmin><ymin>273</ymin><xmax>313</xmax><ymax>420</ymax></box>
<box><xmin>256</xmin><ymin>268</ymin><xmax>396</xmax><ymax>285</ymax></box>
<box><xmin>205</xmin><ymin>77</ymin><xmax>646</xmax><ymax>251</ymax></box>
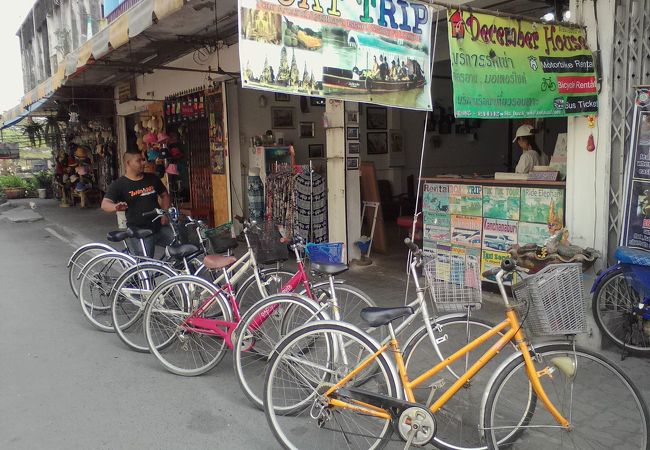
<box><xmin>615</xmin><ymin>247</ymin><xmax>650</xmax><ymax>266</ymax></box>
<box><xmin>106</xmin><ymin>230</ymin><xmax>130</xmax><ymax>242</ymax></box>
<box><xmin>127</xmin><ymin>229</ymin><xmax>154</xmax><ymax>239</ymax></box>
<box><xmin>360</xmin><ymin>306</ymin><xmax>414</xmax><ymax>327</ymax></box>
<box><xmin>166</xmin><ymin>244</ymin><xmax>200</xmax><ymax>260</ymax></box>
<box><xmin>311</xmin><ymin>262</ymin><xmax>348</xmax><ymax>276</ymax></box>
<box><xmin>203</xmin><ymin>254</ymin><xmax>237</xmax><ymax>270</ymax></box>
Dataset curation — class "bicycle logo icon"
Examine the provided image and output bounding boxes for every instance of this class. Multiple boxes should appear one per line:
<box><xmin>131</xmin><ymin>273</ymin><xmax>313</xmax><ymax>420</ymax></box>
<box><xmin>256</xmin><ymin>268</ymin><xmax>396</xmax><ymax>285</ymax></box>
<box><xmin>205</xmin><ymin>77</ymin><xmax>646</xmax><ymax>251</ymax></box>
<box><xmin>541</xmin><ymin>77</ymin><xmax>557</xmax><ymax>92</ymax></box>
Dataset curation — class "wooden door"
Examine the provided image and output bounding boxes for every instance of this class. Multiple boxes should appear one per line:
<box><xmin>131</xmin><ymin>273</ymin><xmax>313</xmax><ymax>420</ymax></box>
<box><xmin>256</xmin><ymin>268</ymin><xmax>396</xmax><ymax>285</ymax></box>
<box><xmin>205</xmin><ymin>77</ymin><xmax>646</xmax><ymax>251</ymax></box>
<box><xmin>187</xmin><ymin>119</ymin><xmax>214</xmax><ymax>225</ymax></box>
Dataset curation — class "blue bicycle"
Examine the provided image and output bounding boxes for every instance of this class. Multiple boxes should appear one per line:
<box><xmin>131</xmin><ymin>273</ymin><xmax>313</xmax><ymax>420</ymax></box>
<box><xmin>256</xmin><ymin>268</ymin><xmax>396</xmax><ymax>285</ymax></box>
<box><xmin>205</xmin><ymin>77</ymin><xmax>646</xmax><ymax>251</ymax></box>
<box><xmin>592</xmin><ymin>246</ymin><xmax>650</xmax><ymax>357</ymax></box>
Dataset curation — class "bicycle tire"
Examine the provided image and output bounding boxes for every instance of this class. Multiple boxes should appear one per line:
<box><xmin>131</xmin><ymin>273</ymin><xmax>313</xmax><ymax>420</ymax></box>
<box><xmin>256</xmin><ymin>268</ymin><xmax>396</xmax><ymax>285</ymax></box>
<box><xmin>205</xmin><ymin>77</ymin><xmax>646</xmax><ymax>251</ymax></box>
<box><xmin>235</xmin><ymin>268</ymin><xmax>295</xmax><ymax>316</ymax></box>
<box><xmin>78</xmin><ymin>252</ymin><xmax>136</xmax><ymax>331</ymax></box>
<box><xmin>111</xmin><ymin>263</ymin><xmax>178</xmax><ymax>352</ymax></box>
<box><xmin>403</xmin><ymin>315</ymin><xmax>531</xmax><ymax>450</ymax></box>
<box><xmin>68</xmin><ymin>243</ymin><xmax>114</xmax><ymax>298</ymax></box>
<box><xmin>232</xmin><ymin>293</ymin><xmax>329</xmax><ymax>410</ymax></box>
<box><xmin>482</xmin><ymin>342</ymin><xmax>649</xmax><ymax>449</ymax></box>
<box><xmin>144</xmin><ymin>276</ymin><xmax>232</xmax><ymax>376</ymax></box>
<box><xmin>592</xmin><ymin>268</ymin><xmax>650</xmax><ymax>355</ymax></box>
<box><xmin>264</xmin><ymin>321</ymin><xmax>398</xmax><ymax>450</ymax></box>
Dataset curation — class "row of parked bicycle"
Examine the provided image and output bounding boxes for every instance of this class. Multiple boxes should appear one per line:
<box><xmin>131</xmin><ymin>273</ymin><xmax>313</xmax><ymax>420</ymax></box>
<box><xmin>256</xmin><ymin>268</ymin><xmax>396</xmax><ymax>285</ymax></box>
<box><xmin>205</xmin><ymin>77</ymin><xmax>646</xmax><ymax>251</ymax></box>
<box><xmin>66</xmin><ymin>207</ymin><xmax>649</xmax><ymax>449</ymax></box>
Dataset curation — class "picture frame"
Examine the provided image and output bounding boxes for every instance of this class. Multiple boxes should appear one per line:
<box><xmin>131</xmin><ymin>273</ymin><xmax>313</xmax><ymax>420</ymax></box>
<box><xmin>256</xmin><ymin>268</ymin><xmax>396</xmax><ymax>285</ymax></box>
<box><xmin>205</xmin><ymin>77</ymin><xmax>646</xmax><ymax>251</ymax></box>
<box><xmin>310</xmin><ymin>97</ymin><xmax>326</xmax><ymax>107</ymax></box>
<box><xmin>366</xmin><ymin>106</ymin><xmax>388</xmax><ymax>129</ymax></box>
<box><xmin>367</xmin><ymin>132</ymin><xmax>388</xmax><ymax>155</ymax></box>
<box><xmin>271</xmin><ymin>107</ymin><xmax>295</xmax><ymax>129</ymax></box>
<box><xmin>275</xmin><ymin>93</ymin><xmax>290</xmax><ymax>102</ymax></box>
<box><xmin>300</xmin><ymin>121</ymin><xmax>315</xmax><ymax>138</ymax></box>
<box><xmin>348</xmin><ymin>142</ymin><xmax>360</xmax><ymax>155</ymax></box>
<box><xmin>346</xmin><ymin>127</ymin><xmax>359</xmax><ymax>140</ymax></box>
<box><xmin>346</xmin><ymin>157</ymin><xmax>359</xmax><ymax>170</ymax></box>
<box><xmin>389</xmin><ymin>130</ymin><xmax>405</xmax><ymax>167</ymax></box>
<box><xmin>346</xmin><ymin>111</ymin><xmax>359</xmax><ymax>125</ymax></box>
<box><xmin>308</xmin><ymin>144</ymin><xmax>324</xmax><ymax>158</ymax></box>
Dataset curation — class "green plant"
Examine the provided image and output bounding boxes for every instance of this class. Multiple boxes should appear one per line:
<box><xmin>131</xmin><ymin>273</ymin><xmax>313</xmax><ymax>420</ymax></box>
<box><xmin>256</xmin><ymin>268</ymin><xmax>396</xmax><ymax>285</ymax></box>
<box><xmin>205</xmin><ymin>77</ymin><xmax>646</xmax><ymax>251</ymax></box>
<box><xmin>43</xmin><ymin>117</ymin><xmax>63</xmax><ymax>150</ymax></box>
<box><xmin>33</xmin><ymin>171</ymin><xmax>53</xmax><ymax>190</ymax></box>
<box><xmin>22</xmin><ymin>120</ymin><xmax>44</xmax><ymax>147</ymax></box>
<box><xmin>0</xmin><ymin>175</ymin><xmax>28</xmax><ymax>189</ymax></box>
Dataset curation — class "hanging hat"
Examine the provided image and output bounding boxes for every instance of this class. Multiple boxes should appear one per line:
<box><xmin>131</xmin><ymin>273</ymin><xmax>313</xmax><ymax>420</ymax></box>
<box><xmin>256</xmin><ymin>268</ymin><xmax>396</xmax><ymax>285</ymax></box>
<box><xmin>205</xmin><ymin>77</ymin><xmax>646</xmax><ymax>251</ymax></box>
<box><xmin>143</xmin><ymin>132</ymin><xmax>157</xmax><ymax>144</ymax></box>
<box><xmin>74</xmin><ymin>146</ymin><xmax>88</xmax><ymax>159</ymax></box>
<box><xmin>67</xmin><ymin>156</ymin><xmax>78</xmax><ymax>167</ymax></box>
<box><xmin>75</xmin><ymin>181</ymin><xmax>89</xmax><ymax>192</ymax></box>
<box><xmin>147</xmin><ymin>149</ymin><xmax>160</xmax><ymax>161</ymax></box>
<box><xmin>156</xmin><ymin>132</ymin><xmax>169</xmax><ymax>143</ymax></box>
<box><xmin>76</xmin><ymin>165</ymin><xmax>88</xmax><ymax>176</ymax></box>
<box><xmin>170</xmin><ymin>147</ymin><xmax>184</xmax><ymax>159</ymax></box>
<box><xmin>165</xmin><ymin>163</ymin><xmax>179</xmax><ymax>176</ymax></box>
<box><xmin>70</xmin><ymin>174</ymin><xmax>79</xmax><ymax>183</ymax></box>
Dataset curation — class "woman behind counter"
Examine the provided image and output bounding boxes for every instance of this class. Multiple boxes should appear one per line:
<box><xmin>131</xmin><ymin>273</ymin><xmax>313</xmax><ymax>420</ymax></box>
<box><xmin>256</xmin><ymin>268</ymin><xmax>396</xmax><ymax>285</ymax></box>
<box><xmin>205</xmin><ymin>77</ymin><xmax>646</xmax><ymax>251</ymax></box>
<box><xmin>513</xmin><ymin>124</ymin><xmax>550</xmax><ymax>173</ymax></box>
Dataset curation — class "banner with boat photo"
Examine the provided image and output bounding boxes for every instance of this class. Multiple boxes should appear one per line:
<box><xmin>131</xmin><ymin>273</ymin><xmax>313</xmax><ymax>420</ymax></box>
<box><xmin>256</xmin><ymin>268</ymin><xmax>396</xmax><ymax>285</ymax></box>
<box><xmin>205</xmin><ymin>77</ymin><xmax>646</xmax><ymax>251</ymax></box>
<box><xmin>238</xmin><ymin>0</ymin><xmax>433</xmax><ymax>111</ymax></box>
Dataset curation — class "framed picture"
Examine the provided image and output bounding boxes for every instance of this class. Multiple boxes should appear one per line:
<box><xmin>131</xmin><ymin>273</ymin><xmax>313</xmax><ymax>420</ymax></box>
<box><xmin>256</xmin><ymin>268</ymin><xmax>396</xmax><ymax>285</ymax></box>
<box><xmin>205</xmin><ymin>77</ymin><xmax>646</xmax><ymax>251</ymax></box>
<box><xmin>300</xmin><ymin>121</ymin><xmax>315</xmax><ymax>138</ymax></box>
<box><xmin>389</xmin><ymin>130</ymin><xmax>405</xmax><ymax>167</ymax></box>
<box><xmin>271</xmin><ymin>107</ymin><xmax>295</xmax><ymax>129</ymax></box>
<box><xmin>275</xmin><ymin>93</ymin><xmax>290</xmax><ymax>102</ymax></box>
<box><xmin>309</xmin><ymin>144</ymin><xmax>324</xmax><ymax>158</ymax></box>
<box><xmin>346</xmin><ymin>127</ymin><xmax>359</xmax><ymax>140</ymax></box>
<box><xmin>348</xmin><ymin>142</ymin><xmax>360</xmax><ymax>155</ymax></box>
<box><xmin>366</xmin><ymin>106</ymin><xmax>387</xmax><ymax>129</ymax></box>
<box><xmin>346</xmin><ymin>111</ymin><xmax>359</xmax><ymax>125</ymax></box>
<box><xmin>346</xmin><ymin>157</ymin><xmax>359</xmax><ymax>170</ymax></box>
<box><xmin>367</xmin><ymin>132</ymin><xmax>388</xmax><ymax>154</ymax></box>
<box><xmin>310</xmin><ymin>97</ymin><xmax>325</xmax><ymax>107</ymax></box>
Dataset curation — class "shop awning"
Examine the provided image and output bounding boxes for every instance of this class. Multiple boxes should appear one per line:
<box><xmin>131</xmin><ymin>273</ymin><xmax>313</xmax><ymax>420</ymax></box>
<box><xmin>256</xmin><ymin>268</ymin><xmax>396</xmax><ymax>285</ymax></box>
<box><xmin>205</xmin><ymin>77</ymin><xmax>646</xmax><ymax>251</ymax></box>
<box><xmin>1</xmin><ymin>0</ymin><xmax>198</xmax><ymax>128</ymax></box>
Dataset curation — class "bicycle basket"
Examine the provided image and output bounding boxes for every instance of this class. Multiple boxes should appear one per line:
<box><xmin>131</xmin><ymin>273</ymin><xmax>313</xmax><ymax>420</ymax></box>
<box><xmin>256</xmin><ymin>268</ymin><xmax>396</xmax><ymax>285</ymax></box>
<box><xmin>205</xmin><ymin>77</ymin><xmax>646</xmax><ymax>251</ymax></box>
<box><xmin>511</xmin><ymin>263</ymin><xmax>586</xmax><ymax>336</ymax></box>
<box><xmin>424</xmin><ymin>253</ymin><xmax>482</xmax><ymax>313</ymax></box>
<box><xmin>184</xmin><ymin>222</ymin><xmax>205</xmax><ymax>248</ymax></box>
<box><xmin>305</xmin><ymin>242</ymin><xmax>344</xmax><ymax>264</ymax></box>
<box><xmin>205</xmin><ymin>222</ymin><xmax>238</xmax><ymax>254</ymax></box>
<box><xmin>248</xmin><ymin>221</ymin><xmax>288</xmax><ymax>264</ymax></box>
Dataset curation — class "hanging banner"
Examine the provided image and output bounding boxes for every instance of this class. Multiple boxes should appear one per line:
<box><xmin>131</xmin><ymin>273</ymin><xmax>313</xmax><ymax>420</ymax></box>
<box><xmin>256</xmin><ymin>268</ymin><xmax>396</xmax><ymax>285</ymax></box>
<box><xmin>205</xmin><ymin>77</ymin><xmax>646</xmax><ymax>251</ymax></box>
<box><xmin>238</xmin><ymin>0</ymin><xmax>433</xmax><ymax>110</ymax></box>
<box><xmin>621</xmin><ymin>88</ymin><xmax>650</xmax><ymax>250</ymax></box>
<box><xmin>447</xmin><ymin>9</ymin><xmax>597</xmax><ymax>118</ymax></box>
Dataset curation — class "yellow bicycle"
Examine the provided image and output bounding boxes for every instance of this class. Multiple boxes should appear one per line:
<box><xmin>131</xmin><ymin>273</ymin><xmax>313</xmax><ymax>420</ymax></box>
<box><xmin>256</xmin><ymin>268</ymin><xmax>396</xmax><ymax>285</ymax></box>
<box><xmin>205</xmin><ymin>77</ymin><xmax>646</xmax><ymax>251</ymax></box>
<box><xmin>263</xmin><ymin>240</ymin><xmax>649</xmax><ymax>449</ymax></box>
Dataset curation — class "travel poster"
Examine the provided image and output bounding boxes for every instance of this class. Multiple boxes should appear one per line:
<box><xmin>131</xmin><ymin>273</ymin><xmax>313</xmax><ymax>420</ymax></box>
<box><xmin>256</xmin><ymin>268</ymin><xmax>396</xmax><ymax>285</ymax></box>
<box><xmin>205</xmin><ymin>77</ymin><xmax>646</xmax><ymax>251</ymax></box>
<box><xmin>482</xmin><ymin>219</ymin><xmax>518</xmax><ymax>252</ymax></box>
<box><xmin>518</xmin><ymin>221</ymin><xmax>552</xmax><ymax>246</ymax></box>
<box><xmin>482</xmin><ymin>186</ymin><xmax>520</xmax><ymax>220</ymax></box>
<box><xmin>449</xmin><ymin>184</ymin><xmax>482</xmax><ymax>216</ymax></box>
<box><xmin>425</xmin><ymin>243</ymin><xmax>451</xmax><ymax>282</ymax></box>
<box><xmin>447</xmin><ymin>9</ymin><xmax>597</xmax><ymax>118</ymax></box>
<box><xmin>622</xmin><ymin>180</ymin><xmax>650</xmax><ymax>250</ymax></box>
<box><xmin>424</xmin><ymin>214</ymin><xmax>451</xmax><ymax>243</ymax></box>
<box><xmin>423</xmin><ymin>183</ymin><xmax>450</xmax><ymax>214</ymax></box>
<box><xmin>451</xmin><ymin>214</ymin><xmax>482</xmax><ymax>249</ymax></box>
<box><xmin>520</xmin><ymin>188</ymin><xmax>564</xmax><ymax>224</ymax></box>
<box><xmin>481</xmin><ymin>250</ymin><xmax>515</xmax><ymax>283</ymax></box>
<box><xmin>239</xmin><ymin>0</ymin><xmax>433</xmax><ymax>110</ymax></box>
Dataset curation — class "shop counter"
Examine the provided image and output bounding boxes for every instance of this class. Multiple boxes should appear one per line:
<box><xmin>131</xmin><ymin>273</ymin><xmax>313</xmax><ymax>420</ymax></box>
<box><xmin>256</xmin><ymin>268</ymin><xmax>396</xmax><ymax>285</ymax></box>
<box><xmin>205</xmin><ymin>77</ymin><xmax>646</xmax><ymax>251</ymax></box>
<box><xmin>420</xmin><ymin>176</ymin><xmax>566</xmax><ymax>281</ymax></box>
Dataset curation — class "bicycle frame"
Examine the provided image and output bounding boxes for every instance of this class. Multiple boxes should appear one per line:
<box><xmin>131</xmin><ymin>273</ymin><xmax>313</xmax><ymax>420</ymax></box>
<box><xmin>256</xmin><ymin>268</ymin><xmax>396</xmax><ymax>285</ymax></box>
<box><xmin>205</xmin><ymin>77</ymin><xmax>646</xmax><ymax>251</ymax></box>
<box><xmin>322</xmin><ymin>268</ymin><xmax>572</xmax><ymax>430</ymax></box>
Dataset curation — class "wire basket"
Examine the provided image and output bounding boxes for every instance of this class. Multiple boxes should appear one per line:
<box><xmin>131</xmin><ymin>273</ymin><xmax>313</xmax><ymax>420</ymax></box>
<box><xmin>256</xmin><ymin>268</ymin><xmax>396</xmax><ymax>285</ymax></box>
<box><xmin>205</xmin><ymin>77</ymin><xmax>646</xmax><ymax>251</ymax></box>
<box><xmin>424</xmin><ymin>253</ymin><xmax>482</xmax><ymax>313</ymax></box>
<box><xmin>205</xmin><ymin>222</ymin><xmax>238</xmax><ymax>254</ymax></box>
<box><xmin>306</xmin><ymin>243</ymin><xmax>344</xmax><ymax>264</ymax></box>
<box><xmin>248</xmin><ymin>221</ymin><xmax>289</xmax><ymax>264</ymax></box>
<box><xmin>511</xmin><ymin>263</ymin><xmax>586</xmax><ymax>337</ymax></box>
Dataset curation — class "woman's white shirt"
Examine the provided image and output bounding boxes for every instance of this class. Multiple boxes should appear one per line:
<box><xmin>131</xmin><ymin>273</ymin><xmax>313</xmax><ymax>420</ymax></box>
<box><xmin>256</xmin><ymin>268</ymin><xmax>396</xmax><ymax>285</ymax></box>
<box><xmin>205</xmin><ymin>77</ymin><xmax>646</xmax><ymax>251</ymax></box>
<box><xmin>515</xmin><ymin>150</ymin><xmax>540</xmax><ymax>173</ymax></box>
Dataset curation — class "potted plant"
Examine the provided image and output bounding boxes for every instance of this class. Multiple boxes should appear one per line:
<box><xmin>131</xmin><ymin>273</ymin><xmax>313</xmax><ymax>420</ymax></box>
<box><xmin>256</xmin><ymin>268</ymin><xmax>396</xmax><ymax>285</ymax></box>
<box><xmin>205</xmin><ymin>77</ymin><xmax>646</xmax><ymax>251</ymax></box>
<box><xmin>33</xmin><ymin>171</ymin><xmax>53</xmax><ymax>198</ymax></box>
<box><xmin>0</xmin><ymin>175</ymin><xmax>28</xmax><ymax>199</ymax></box>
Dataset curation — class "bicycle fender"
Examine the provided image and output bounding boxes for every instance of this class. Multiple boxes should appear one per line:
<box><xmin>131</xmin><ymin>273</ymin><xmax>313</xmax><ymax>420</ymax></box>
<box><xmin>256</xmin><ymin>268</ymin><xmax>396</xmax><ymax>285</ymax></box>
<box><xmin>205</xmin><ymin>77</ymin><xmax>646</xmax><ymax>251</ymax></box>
<box><xmin>77</xmin><ymin>251</ymin><xmax>138</xmax><ymax>279</ymax></box>
<box><xmin>478</xmin><ymin>340</ymin><xmax>576</xmax><ymax>439</ymax></box>
<box><xmin>67</xmin><ymin>243</ymin><xmax>114</xmax><ymax>267</ymax></box>
<box><xmin>298</xmin><ymin>279</ymin><xmax>345</xmax><ymax>297</ymax></box>
<box><xmin>590</xmin><ymin>263</ymin><xmax>622</xmax><ymax>293</ymax></box>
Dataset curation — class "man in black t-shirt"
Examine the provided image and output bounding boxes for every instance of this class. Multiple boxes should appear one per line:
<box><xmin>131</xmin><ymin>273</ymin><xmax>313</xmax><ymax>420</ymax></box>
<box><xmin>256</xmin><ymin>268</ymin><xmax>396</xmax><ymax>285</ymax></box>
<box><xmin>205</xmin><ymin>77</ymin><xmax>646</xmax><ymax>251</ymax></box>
<box><xmin>101</xmin><ymin>151</ymin><xmax>173</xmax><ymax>256</ymax></box>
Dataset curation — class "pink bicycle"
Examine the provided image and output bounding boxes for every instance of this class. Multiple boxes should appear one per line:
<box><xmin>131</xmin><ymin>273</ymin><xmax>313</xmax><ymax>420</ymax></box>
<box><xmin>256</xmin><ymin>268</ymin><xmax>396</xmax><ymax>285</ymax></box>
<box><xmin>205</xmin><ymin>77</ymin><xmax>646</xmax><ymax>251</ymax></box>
<box><xmin>142</xmin><ymin>235</ymin><xmax>374</xmax><ymax>376</ymax></box>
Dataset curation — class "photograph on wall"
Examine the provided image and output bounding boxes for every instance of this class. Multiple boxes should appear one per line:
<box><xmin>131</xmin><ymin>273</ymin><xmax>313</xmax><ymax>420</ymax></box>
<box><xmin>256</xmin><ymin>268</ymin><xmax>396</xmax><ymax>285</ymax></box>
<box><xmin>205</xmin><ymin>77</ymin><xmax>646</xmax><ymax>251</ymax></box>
<box><xmin>520</xmin><ymin>188</ymin><xmax>564</xmax><ymax>224</ymax></box>
<box><xmin>451</xmin><ymin>214</ymin><xmax>482</xmax><ymax>249</ymax></box>
<box><xmin>423</xmin><ymin>183</ymin><xmax>449</xmax><ymax>214</ymax></box>
<box><xmin>482</xmin><ymin>186</ymin><xmax>520</xmax><ymax>220</ymax></box>
<box><xmin>481</xmin><ymin>250</ymin><xmax>515</xmax><ymax>282</ymax></box>
<box><xmin>622</xmin><ymin>180</ymin><xmax>650</xmax><ymax>250</ymax></box>
<box><xmin>482</xmin><ymin>218</ymin><xmax>517</xmax><ymax>252</ymax></box>
<box><xmin>271</xmin><ymin>107</ymin><xmax>295</xmax><ymax>128</ymax></box>
<box><xmin>346</xmin><ymin>111</ymin><xmax>359</xmax><ymax>125</ymax></box>
<box><xmin>449</xmin><ymin>184</ymin><xmax>482</xmax><ymax>216</ymax></box>
<box><xmin>348</xmin><ymin>142</ymin><xmax>360</xmax><ymax>154</ymax></box>
<box><xmin>346</xmin><ymin>157</ymin><xmax>359</xmax><ymax>170</ymax></box>
<box><xmin>366</xmin><ymin>107</ymin><xmax>388</xmax><ymax>129</ymax></box>
<box><xmin>389</xmin><ymin>130</ymin><xmax>405</xmax><ymax>167</ymax></box>
<box><xmin>367</xmin><ymin>132</ymin><xmax>388</xmax><ymax>154</ymax></box>
<box><xmin>239</xmin><ymin>0</ymin><xmax>433</xmax><ymax>110</ymax></box>
<box><xmin>518</xmin><ymin>221</ymin><xmax>552</xmax><ymax>246</ymax></box>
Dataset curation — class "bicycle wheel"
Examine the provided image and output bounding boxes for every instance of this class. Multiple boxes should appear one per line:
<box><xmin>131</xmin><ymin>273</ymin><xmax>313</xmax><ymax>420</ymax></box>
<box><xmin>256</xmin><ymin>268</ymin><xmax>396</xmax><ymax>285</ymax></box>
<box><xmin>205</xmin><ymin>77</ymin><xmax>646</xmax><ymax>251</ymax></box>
<box><xmin>144</xmin><ymin>276</ymin><xmax>231</xmax><ymax>376</ymax></box>
<box><xmin>264</xmin><ymin>321</ymin><xmax>398</xmax><ymax>450</ymax></box>
<box><xmin>68</xmin><ymin>243</ymin><xmax>114</xmax><ymax>298</ymax></box>
<box><xmin>592</xmin><ymin>269</ymin><xmax>650</xmax><ymax>355</ymax></box>
<box><xmin>297</xmin><ymin>282</ymin><xmax>376</xmax><ymax>329</ymax></box>
<box><xmin>235</xmin><ymin>267</ymin><xmax>295</xmax><ymax>316</ymax></box>
<box><xmin>403</xmin><ymin>315</ymin><xmax>528</xmax><ymax>450</ymax></box>
<box><xmin>482</xmin><ymin>342</ymin><xmax>649</xmax><ymax>449</ymax></box>
<box><xmin>78</xmin><ymin>253</ymin><xmax>135</xmax><ymax>331</ymax></box>
<box><xmin>111</xmin><ymin>263</ymin><xmax>178</xmax><ymax>352</ymax></box>
<box><xmin>233</xmin><ymin>293</ymin><xmax>329</xmax><ymax>410</ymax></box>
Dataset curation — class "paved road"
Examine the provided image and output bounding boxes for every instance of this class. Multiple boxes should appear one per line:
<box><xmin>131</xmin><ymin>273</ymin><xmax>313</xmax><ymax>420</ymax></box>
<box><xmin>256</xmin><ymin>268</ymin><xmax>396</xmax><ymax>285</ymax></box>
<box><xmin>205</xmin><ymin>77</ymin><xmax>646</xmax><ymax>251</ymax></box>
<box><xmin>1</xmin><ymin>200</ymin><xmax>649</xmax><ymax>449</ymax></box>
